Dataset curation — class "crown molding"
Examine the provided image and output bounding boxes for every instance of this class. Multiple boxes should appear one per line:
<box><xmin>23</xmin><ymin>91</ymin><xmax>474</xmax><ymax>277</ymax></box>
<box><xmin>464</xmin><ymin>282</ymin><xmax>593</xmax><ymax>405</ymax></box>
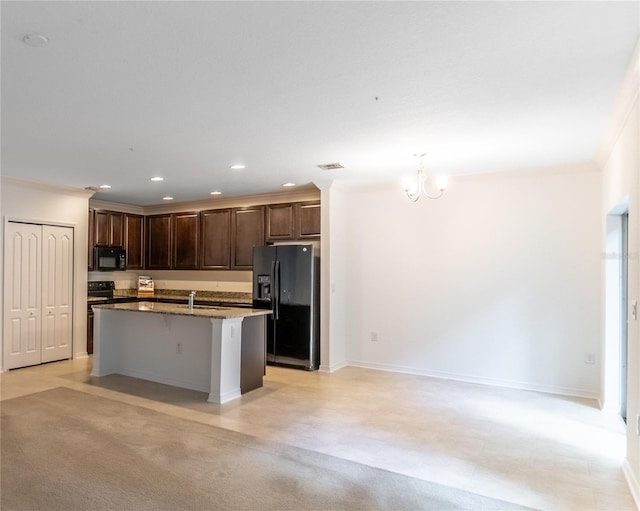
<box><xmin>142</xmin><ymin>184</ymin><xmax>320</xmax><ymax>215</ymax></box>
<box><xmin>1</xmin><ymin>176</ymin><xmax>96</xmax><ymax>199</ymax></box>
<box><xmin>595</xmin><ymin>37</ymin><xmax>640</xmax><ymax>169</ymax></box>
<box><xmin>89</xmin><ymin>200</ymin><xmax>145</xmax><ymax>215</ymax></box>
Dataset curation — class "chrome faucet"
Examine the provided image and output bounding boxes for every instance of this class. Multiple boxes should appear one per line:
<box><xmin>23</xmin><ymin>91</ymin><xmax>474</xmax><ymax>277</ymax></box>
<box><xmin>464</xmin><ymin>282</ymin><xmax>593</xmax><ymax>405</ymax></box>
<box><xmin>188</xmin><ymin>291</ymin><xmax>196</xmax><ymax>310</ymax></box>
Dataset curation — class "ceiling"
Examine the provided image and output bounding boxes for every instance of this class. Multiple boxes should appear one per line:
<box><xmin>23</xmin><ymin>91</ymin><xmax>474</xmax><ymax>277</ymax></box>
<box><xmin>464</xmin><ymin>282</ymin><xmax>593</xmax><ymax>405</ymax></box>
<box><xmin>2</xmin><ymin>1</ymin><xmax>638</xmax><ymax>206</ymax></box>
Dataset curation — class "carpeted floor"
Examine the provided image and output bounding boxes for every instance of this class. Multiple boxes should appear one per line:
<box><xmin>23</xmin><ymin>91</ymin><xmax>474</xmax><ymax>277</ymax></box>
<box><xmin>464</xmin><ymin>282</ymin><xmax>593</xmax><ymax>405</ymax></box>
<box><xmin>1</xmin><ymin>387</ymin><xmax>534</xmax><ymax>510</ymax></box>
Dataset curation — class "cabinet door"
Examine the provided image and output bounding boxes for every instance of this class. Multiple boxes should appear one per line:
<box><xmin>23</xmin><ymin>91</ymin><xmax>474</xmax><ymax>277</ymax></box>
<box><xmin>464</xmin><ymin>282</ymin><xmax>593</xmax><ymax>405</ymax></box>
<box><xmin>173</xmin><ymin>212</ymin><xmax>199</xmax><ymax>269</ymax></box>
<box><xmin>88</xmin><ymin>208</ymin><xmax>94</xmax><ymax>271</ymax></box>
<box><xmin>231</xmin><ymin>207</ymin><xmax>264</xmax><ymax>270</ymax></box>
<box><xmin>146</xmin><ymin>214</ymin><xmax>172</xmax><ymax>269</ymax></box>
<box><xmin>266</xmin><ymin>203</ymin><xmax>294</xmax><ymax>241</ymax></box>
<box><xmin>125</xmin><ymin>214</ymin><xmax>144</xmax><ymax>270</ymax></box>
<box><xmin>201</xmin><ymin>209</ymin><xmax>231</xmax><ymax>269</ymax></box>
<box><xmin>109</xmin><ymin>212</ymin><xmax>124</xmax><ymax>247</ymax></box>
<box><xmin>93</xmin><ymin>210</ymin><xmax>124</xmax><ymax>247</ymax></box>
<box><xmin>87</xmin><ymin>310</ymin><xmax>94</xmax><ymax>355</ymax></box>
<box><xmin>94</xmin><ymin>210</ymin><xmax>110</xmax><ymax>246</ymax></box>
<box><xmin>296</xmin><ymin>201</ymin><xmax>321</xmax><ymax>239</ymax></box>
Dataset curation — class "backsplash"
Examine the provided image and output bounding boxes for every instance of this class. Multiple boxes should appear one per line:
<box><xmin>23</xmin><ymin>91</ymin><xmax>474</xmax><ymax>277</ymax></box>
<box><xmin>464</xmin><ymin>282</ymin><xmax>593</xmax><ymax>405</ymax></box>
<box><xmin>88</xmin><ymin>270</ymin><xmax>252</xmax><ymax>293</ymax></box>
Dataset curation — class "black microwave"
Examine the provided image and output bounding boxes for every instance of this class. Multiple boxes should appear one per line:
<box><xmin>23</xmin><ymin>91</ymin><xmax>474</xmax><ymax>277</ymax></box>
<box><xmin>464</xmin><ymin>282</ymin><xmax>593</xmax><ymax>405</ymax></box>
<box><xmin>94</xmin><ymin>247</ymin><xmax>126</xmax><ymax>271</ymax></box>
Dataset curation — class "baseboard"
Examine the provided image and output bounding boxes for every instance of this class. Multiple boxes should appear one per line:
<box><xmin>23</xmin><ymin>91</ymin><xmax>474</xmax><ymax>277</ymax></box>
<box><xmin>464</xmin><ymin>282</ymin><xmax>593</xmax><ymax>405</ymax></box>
<box><xmin>74</xmin><ymin>352</ymin><xmax>89</xmax><ymax>360</ymax></box>
<box><xmin>623</xmin><ymin>459</ymin><xmax>640</xmax><ymax>510</ymax></box>
<box><xmin>346</xmin><ymin>359</ymin><xmax>600</xmax><ymax>401</ymax></box>
<box><xmin>319</xmin><ymin>360</ymin><xmax>348</xmax><ymax>373</ymax></box>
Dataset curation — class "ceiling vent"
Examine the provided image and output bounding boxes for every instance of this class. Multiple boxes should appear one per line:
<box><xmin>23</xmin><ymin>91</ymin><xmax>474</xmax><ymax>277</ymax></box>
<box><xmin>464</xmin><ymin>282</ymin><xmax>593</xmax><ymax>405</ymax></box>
<box><xmin>317</xmin><ymin>162</ymin><xmax>344</xmax><ymax>170</ymax></box>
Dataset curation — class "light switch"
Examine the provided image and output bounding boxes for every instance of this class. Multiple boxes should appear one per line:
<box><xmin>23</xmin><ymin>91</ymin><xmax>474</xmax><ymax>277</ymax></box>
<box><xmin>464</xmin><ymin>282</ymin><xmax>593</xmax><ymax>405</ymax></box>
<box><xmin>632</xmin><ymin>300</ymin><xmax>638</xmax><ymax>321</ymax></box>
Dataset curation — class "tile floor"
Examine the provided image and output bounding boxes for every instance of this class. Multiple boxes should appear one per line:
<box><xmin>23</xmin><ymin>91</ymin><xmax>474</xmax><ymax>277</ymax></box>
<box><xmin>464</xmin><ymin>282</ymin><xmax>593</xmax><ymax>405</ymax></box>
<box><xmin>0</xmin><ymin>358</ymin><xmax>635</xmax><ymax>511</ymax></box>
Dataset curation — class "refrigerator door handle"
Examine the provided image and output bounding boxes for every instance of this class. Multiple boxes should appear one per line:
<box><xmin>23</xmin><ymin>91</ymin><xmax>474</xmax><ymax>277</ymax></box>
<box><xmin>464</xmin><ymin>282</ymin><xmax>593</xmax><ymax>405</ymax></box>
<box><xmin>271</xmin><ymin>260</ymin><xmax>280</xmax><ymax>320</ymax></box>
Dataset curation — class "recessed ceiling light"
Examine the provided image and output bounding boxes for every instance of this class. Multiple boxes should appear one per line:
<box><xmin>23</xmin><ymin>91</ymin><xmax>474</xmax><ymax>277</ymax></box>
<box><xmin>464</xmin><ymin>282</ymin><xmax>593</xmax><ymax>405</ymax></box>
<box><xmin>210</xmin><ymin>191</ymin><xmax>222</xmax><ymax>196</ymax></box>
<box><xmin>162</xmin><ymin>196</ymin><xmax>173</xmax><ymax>201</ymax></box>
<box><xmin>282</xmin><ymin>182</ymin><xmax>296</xmax><ymax>188</ymax></box>
<box><xmin>22</xmin><ymin>33</ymin><xmax>49</xmax><ymax>47</ymax></box>
<box><xmin>151</xmin><ymin>177</ymin><xmax>164</xmax><ymax>182</ymax></box>
<box><xmin>98</xmin><ymin>184</ymin><xmax>112</xmax><ymax>189</ymax></box>
<box><xmin>229</xmin><ymin>164</ymin><xmax>245</xmax><ymax>170</ymax></box>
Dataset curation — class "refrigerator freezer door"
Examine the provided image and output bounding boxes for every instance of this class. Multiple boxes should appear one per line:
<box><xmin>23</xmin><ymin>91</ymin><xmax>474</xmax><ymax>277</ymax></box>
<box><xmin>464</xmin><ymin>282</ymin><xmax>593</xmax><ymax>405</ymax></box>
<box><xmin>273</xmin><ymin>245</ymin><xmax>316</xmax><ymax>369</ymax></box>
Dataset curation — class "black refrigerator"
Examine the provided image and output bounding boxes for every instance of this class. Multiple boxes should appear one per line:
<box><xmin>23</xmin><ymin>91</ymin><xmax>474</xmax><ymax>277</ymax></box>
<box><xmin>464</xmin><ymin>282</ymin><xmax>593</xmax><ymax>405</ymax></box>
<box><xmin>252</xmin><ymin>244</ymin><xmax>320</xmax><ymax>371</ymax></box>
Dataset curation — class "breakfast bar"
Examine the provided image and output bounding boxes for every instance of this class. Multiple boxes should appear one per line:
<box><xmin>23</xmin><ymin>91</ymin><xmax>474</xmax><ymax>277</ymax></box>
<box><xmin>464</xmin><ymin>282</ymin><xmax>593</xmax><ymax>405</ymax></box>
<box><xmin>91</xmin><ymin>302</ymin><xmax>271</xmax><ymax>403</ymax></box>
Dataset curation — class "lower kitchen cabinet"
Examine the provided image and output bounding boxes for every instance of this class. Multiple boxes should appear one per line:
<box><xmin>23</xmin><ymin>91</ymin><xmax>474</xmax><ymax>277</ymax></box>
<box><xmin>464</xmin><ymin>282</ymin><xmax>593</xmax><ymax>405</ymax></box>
<box><xmin>87</xmin><ymin>309</ymin><xmax>94</xmax><ymax>355</ymax></box>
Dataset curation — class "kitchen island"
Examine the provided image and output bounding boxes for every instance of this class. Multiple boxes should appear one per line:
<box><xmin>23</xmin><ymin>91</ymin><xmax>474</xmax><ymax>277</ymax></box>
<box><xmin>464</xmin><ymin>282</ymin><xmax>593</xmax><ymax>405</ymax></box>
<box><xmin>91</xmin><ymin>302</ymin><xmax>271</xmax><ymax>403</ymax></box>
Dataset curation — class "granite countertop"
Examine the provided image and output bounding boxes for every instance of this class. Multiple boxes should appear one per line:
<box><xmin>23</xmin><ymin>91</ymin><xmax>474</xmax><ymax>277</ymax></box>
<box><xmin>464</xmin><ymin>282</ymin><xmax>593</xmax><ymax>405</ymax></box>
<box><xmin>113</xmin><ymin>289</ymin><xmax>252</xmax><ymax>305</ymax></box>
<box><xmin>92</xmin><ymin>301</ymin><xmax>271</xmax><ymax>319</ymax></box>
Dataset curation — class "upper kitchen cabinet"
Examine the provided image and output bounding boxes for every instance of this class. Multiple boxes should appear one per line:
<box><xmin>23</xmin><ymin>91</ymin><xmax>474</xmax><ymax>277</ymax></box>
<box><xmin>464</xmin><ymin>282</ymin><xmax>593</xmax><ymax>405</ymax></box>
<box><xmin>146</xmin><ymin>212</ymin><xmax>199</xmax><ymax>270</ymax></box>
<box><xmin>231</xmin><ymin>206</ymin><xmax>264</xmax><ymax>270</ymax></box>
<box><xmin>146</xmin><ymin>214</ymin><xmax>172</xmax><ymax>269</ymax></box>
<box><xmin>265</xmin><ymin>203</ymin><xmax>294</xmax><ymax>241</ymax></box>
<box><xmin>173</xmin><ymin>212</ymin><xmax>199</xmax><ymax>269</ymax></box>
<box><xmin>124</xmin><ymin>213</ymin><xmax>144</xmax><ymax>270</ymax></box>
<box><xmin>94</xmin><ymin>210</ymin><xmax>124</xmax><ymax>247</ymax></box>
<box><xmin>265</xmin><ymin>201</ymin><xmax>321</xmax><ymax>241</ymax></box>
<box><xmin>200</xmin><ymin>209</ymin><xmax>231</xmax><ymax>269</ymax></box>
<box><xmin>295</xmin><ymin>201</ymin><xmax>321</xmax><ymax>239</ymax></box>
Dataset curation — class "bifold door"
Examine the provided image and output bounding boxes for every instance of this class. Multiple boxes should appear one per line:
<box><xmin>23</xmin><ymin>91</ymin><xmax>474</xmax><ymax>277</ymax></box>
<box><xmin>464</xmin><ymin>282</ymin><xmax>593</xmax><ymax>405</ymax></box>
<box><xmin>3</xmin><ymin>222</ymin><xmax>74</xmax><ymax>369</ymax></box>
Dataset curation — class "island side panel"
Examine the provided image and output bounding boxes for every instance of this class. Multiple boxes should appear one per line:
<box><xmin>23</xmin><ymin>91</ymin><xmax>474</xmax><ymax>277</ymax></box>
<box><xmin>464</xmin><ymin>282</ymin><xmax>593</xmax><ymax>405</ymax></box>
<box><xmin>240</xmin><ymin>314</ymin><xmax>266</xmax><ymax>394</ymax></box>
<box><xmin>209</xmin><ymin>317</ymin><xmax>243</xmax><ymax>404</ymax></box>
<box><xmin>93</xmin><ymin>309</ymin><xmax>213</xmax><ymax>393</ymax></box>
<box><xmin>91</xmin><ymin>308</ymin><xmax>124</xmax><ymax>377</ymax></box>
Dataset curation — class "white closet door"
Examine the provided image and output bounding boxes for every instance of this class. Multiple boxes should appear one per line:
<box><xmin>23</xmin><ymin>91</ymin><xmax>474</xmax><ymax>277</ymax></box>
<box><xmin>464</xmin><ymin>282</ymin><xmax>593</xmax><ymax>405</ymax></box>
<box><xmin>3</xmin><ymin>222</ymin><xmax>42</xmax><ymax>369</ymax></box>
<box><xmin>41</xmin><ymin>225</ymin><xmax>74</xmax><ymax>363</ymax></box>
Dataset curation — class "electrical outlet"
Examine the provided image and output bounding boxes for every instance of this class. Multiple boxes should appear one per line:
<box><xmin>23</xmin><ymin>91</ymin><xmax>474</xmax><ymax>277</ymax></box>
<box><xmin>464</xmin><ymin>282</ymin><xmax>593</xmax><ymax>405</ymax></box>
<box><xmin>370</xmin><ymin>332</ymin><xmax>378</xmax><ymax>342</ymax></box>
<box><xmin>585</xmin><ymin>352</ymin><xmax>595</xmax><ymax>364</ymax></box>
<box><xmin>176</xmin><ymin>342</ymin><xmax>182</xmax><ymax>354</ymax></box>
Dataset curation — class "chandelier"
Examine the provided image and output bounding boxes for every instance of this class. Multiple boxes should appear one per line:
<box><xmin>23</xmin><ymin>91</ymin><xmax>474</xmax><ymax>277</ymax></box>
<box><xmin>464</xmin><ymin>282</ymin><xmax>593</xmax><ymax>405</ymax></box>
<box><xmin>402</xmin><ymin>153</ymin><xmax>448</xmax><ymax>202</ymax></box>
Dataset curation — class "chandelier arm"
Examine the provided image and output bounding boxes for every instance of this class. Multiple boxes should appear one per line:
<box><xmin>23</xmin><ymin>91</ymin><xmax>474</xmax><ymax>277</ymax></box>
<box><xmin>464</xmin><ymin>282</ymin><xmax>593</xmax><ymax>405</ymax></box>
<box><xmin>422</xmin><ymin>190</ymin><xmax>445</xmax><ymax>200</ymax></box>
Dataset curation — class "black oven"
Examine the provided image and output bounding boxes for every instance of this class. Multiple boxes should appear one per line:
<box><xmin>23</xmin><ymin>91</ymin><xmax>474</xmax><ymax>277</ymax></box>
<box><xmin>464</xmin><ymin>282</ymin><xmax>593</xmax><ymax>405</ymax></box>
<box><xmin>94</xmin><ymin>247</ymin><xmax>126</xmax><ymax>271</ymax></box>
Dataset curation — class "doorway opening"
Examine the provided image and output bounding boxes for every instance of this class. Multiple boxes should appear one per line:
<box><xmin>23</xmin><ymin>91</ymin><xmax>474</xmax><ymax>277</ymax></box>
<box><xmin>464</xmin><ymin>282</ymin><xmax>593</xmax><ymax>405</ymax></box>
<box><xmin>604</xmin><ymin>201</ymin><xmax>629</xmax><ymax>421</ymax></box>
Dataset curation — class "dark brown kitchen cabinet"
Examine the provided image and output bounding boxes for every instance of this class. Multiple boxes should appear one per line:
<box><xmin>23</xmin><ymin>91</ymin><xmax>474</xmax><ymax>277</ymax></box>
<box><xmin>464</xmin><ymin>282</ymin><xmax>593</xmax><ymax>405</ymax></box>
<box><xmin>265</xmin><ymin>203</ymin><xmax>295</xmax><ymax>241</ymax></box>
<box><xmin>146</xmin><ymin>214</ymin><xmax>172</xmax><ymax>269</ymax></box>
<box><xmin>87</xmin><ymin>309</ymin><xmax>94</xmax><ymax>355</ymax></box>
<box><xmin>88</xmin><ymin>208</ymin><xmax>95</xmax><ymax>271</ymax></box>
<box><xmin>173</xmin><ymin>212</ymin><xmax>199</xmax><ymax>269</ymax></box>
<box><xmin>296</xmin><ymin>201</ymin><xmax>321</xmax><ymax>239</ymax></box>
<box><xmin>200</xmin><ymin>209</ymin><xmax>231</xmax><ymax>269</ymax></box>
<box><xmin>146</xmin><ymin>212</ymin><xmax>199</xmax><ymax>270</ymax></box>
<box><xmin>94</xmin><ymin>210</ymin><xmax>124</xmax><ymax>247</ymax></box>
<box><xmin>231</xmin><ymin>206</ymin><xmax>264</xmax><ymax>270</ymax></box>
<box><xmin>124</xmin><ymin>213</ymin><xmax>144</xmax><ymax>270</ymax></box>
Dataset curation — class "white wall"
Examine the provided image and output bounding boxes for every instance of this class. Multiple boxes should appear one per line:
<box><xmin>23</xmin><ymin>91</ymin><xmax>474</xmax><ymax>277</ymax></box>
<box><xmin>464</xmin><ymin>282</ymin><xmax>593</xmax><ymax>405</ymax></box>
<box><xmin>599</xmin><ymin>39</ymin><xmax>640</xmax><ymax>504</ymax></box>
<box><xmin>1</xmin><ymin>178</ymin><xmax>93</xmax><ymax>365</ymax></box>
<box><xmin>320</xmin><ymin>183</ymin><xmax>348</xmax><ymax>371</ymax></box>
<box><xmin>344</xmin><ymin>165</ymin><xmax>602</xmax><ymax>398</ymax></box>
